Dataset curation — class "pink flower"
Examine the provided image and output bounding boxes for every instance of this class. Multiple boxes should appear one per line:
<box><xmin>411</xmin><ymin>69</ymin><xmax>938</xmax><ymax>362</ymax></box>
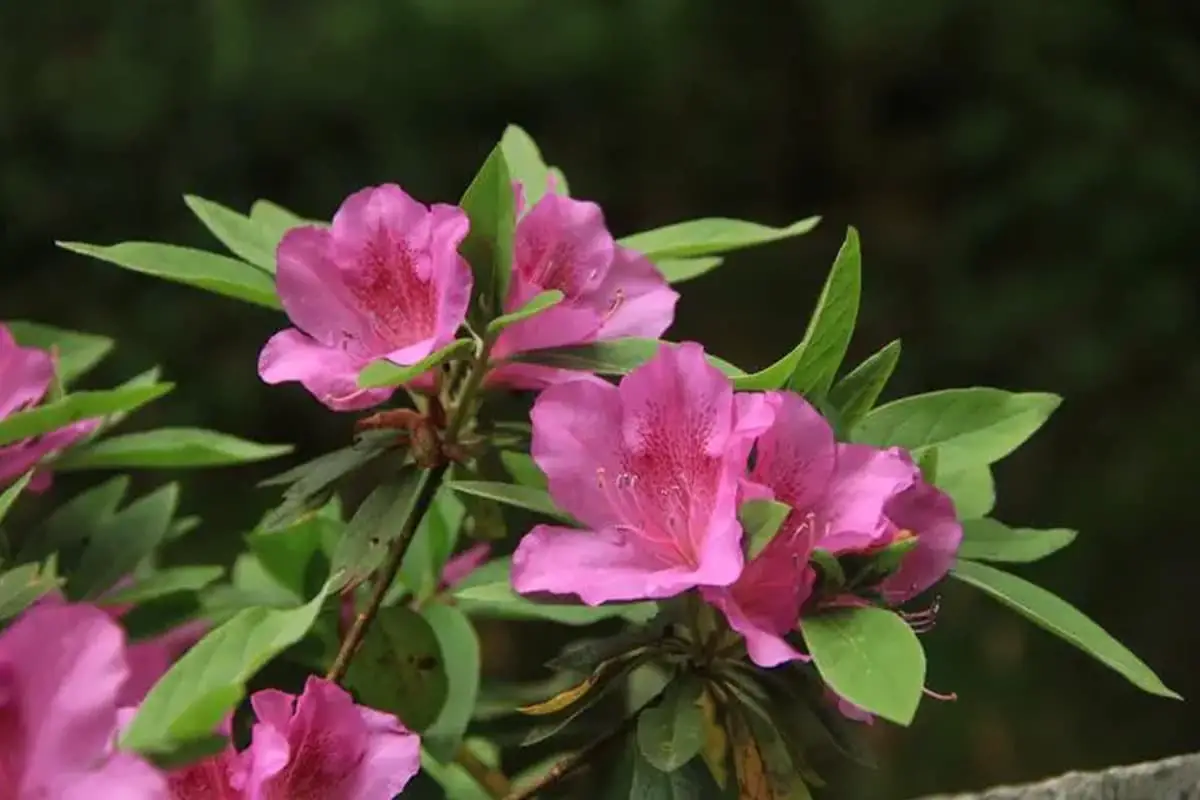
<box><xmin>258</xmin><ymin>185</ymin><xmax>472</xmax><ymax>411</ymax></box>
<box><xmin>488</xmin><ymin>189</ymin><xmax>678</xmax><ymax>389</ymax></box>
<box><xmin>703</xmin><ymin>392</ymin><xmax>916</xmax><ymax>667</ymax></box>
<box><xmin>0</xmin><ymin>323</ymin><xmax>99</xmax><ymax>490</ymax></box>
<box><xmin>877</xmin><ymin>465</ymin><xmax>963</xmax><ymax>604</ymax></box>
<box><xmin>440</xmin><ymin>543</ymin><xmax>491</xmax><ymax>589</ymax></box>
<box><xmin>511</xmin><ymin>343</ymin><xmax>775</xmax><ymax>605</ymax></box>
<box><xmin>0</xmin><ymin>603</ymin><xmax>166</xmax><ymax>798</ymax></box>
<box><xmin>166</xmin><ymin>749</ymin><xmax>243</xmax><ymax>799</ymax></box>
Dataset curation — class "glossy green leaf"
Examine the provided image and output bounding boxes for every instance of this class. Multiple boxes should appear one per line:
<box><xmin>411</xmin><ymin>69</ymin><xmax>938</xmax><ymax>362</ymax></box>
<box><xmin>936</xmin><ymin>464</ymin><xmax>996</xmax><ymax>519</ymax></box>
<box><xmin>7</xmin><ymin>321</ymin><xmax>115</xmax><ymax>384</ymax></box>
<box><xmin>800</xmin><ymin>606</ymin><xmax>926</xmax><ymax>725</ymax></box>
<box><xmin>0</xmin><ymin>560</ymin><xmax>63</xmax><ymax>621</ymax></box>
<box><xmin>951</xmin><ymin>559</ymin><xmax>1179</xmax><ymax>698</ymax></box>
<box><xmin>70</xmin><ymin>482</ymin><xmax>180</xmax><ymax>599</ymax></box>
<box><xmin>358</xmin><ymin>338</ymin><xmax>475</xmax><ymax>389</ymax></box>
<box><xmin>917</xmin><ymin>447</ymin><xmax>939</xmax><ymax>483</ymax></box>
<box><xmin>421</xmin><ymin>603</ymin><xmax>481</xmax><ymax>761</ymax></box>
<box><xmin>957</xmin><ymin>519</ymin><xmax>1076</xmax><ymax>563</ymax></box>
<box><xmin>58</xmin><ymin>241</ymin><xmax>281</xmax><ymax>309</ymax></box>
<box><xmin>248</xmin><ymin>513</ymin><xmax>333</xmax><ymax>599</ymax></box>
<box><xmin>102</xmin><ymin>566</ymin><xmax>225</xmax><ymax>606</ymax></box>
<box><xmin>0</xmin><ymin>384</ymin><xmax>173</xmax><ymax>447</ymax></box>
<box><xmin>184</xmin><ymin>195</ymin><xmax>277</xmax><ymax>272</ymax></box>
<box><xmin>399</xmin><ymin>488</ymin><xmax>466</xmax><ymax>599</ymax></box>
<box><xmin>485</xmin><ymin>290</ymin><xmax>564</xmax><ymax>335</ymax></box>
<box><xmin>787</xmin><ymin>227</ymin><xmax>862</xmax><ymax>396</ymax></box>
<box><xmin>121</xmin><ymin>584</ymin><xmax>330</xmax><ymax>753</ymax></box>
<box><xmin>853</xmin><ymin>388</ymin><xmax>1062</xmax><ymax>469</ymax></box>
<box><xmin>501</xmin><ymin>124</ymin><xmax>560</xmax><ymax>208</ymax></box>
<box><xmin>621</xmin><ymin>745</ymin><xmax>724</xmax><ymax>800</ymax></box>
<box><xmin>637</xmin><ymin>677</ymin><xmax>706</xmax><ymax>772</ymax></box>
<box><xmin>523</xmin><ymin>650</ymin><xmax>658</xmax><ymax>746</ymax></box>
<box><xmin>447</xmin><ymin>480</ymin><xmax>571</xmax><ymax>523</ymax></box>
<box><xmin>810</xmin><ymin>549</ymin><xmax>846</xmax><ymax>590</ymax></box>
<box><xmin>331</xmin><ymin>468</ymin><xmax>425</xmax><ymax>591</ymax></box>
<box><xmin>511</xmin><ymin>338</ymin><xmax>746</xmax><ymax>380</ymax></box>
<box><xmin>499</xmin><ymin>450</ymin><xmax>548</xmax><ymax>490</ymax></box>
<box><xmin>0</xmin><ymin>472</ymin><xmax>33</xmax><ymax>525</ymax></box>
<box><xmin>460</xmin><ymin>144</ymin><xmax>516</xmax><ymax>323</ymax></box>
<box><xmin>654</xmin><ymin>257</ymin><xmax>725</xmax><ymax>284</ymax></box>
<box><xmin>620</xmin><ymin>216</ymin><xmax>821</xmax><ymax>260</ymax></box>
<box><xmin>249</xmin><ymin>199</ymin><xmax>307</xmax><ymax>246</ymax></box>
<box><xmin>739</xmin><ymin>499</ymin><xmax>791</xmax><ymax>560</ymax></box>
<box><xmin>21</xmin><ymin>475</ymin><xmax>129</xmax><ymax>563</ymax></box>
<box><xmin>56</xmin><ymin>427</ymin><xmax>291</xmax><ymax>470</ymax></box>
<box><xmin>344</xmin><ymin>604</ymin><xmax>448</xmax><ymax>732</ymax></box>
<box><xmin>828</xmin><ymin>339</ymin><xmax>901</xmax><ymax>432</ymax></box>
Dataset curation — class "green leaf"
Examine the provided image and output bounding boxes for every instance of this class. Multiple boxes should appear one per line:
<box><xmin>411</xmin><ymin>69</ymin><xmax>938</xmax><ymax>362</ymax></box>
<box><xmin>0</xmin><ymin>472</ymin><xmax>33</xmax><ymax>525</ymax></box>
<box><xmin>638</xmin><ymin>677</ymin><xmax>707</xmax><ymax>772</ymax></box>
<box><xmin>344</xmin><ymin>604</ymin><xmax>449</xmax><ymax>732</ymax></box>
<box><xmin>141</xmin><ymin>733</ymin><xmax>229</xmax><ymax>771</ymax></box>
<box><xmin>331</xmin><ymin>468</ymin><xmax>424</xmax><ymax>591</ymax></box>
<box><xmin>248</xmin><ymin>513</ymin><xmax>332</xmax><ymax>599</ymax></box>
<box><xmin>56</xmin><ymin>427</ymin><xmax>292</xmax><ymax>470</ymax></box>
<box><xmin>57</xmin><ymin>242</ymin><xmax>281</xmax><ymax>309</ymax></box>
<box><xmin>800</xmin><ymin>606</ymin><xmax>926</xmax><ymax>725</ymax></box>
<box><xmin>739</xmin><ymin>499</ymin><xmax>791</xmax><ymax>560</ymax></box>
<box><xmin>249</xmin><ymin>199</ymin><xmax>307</xmax><ymax>246</ymax></box>
<box><xmin>0</xmin><ymin>384</ymin><xmax>173</xmax><ymax>447</ymax></box>
<box><xmin>917</xmin><ymin>447</ymin><xmax>939</xmax><ymax>484</ymax></box>
<box><xmin>522</xmin><ymin>650</ymin><xmax>658</xmax><ymax>746</ymax></box>
<box><xmin>69</xmin><ymin>482</ymin><xmax>180</xmax><ymax>599</ymax></box>
<box><xmin>623</xmin><ymin>746</ymin><xmax>724</xmax><ymax>800</ymax></box>
<box><xmin>485</xmin><ymin>290</ymin><xmax>564</xmax><ymax>335</ymax></box>
<box><xmin>0</xmin><ymin>560</ymin><xmax>63</xmax><ymax>621</ymax></box>
<box><xmin>853</xmin><ymin>389</ymin><xmax>1062</xmax><ymax>469</ymax></box>
<box><xmin>654</xmin><ymin>257</ymin><xmax>725</xmax><ymax>284</ymax></box>
<box><xmin>511</xmin><ymin>338</ymin><xmax>747</xmax><ymax>380</ymax></box>
<box><xmin>102</xmin><ymin>566</ymin><xmax>225</xmax><ymax>606</ymax></box>
<box><xmin>420</xmin><ymin>603</ymin><xmax>481</xmax><ymax>761</ymax></box>
<box><xmin>499</xmin><ymin>450</ymin><xmax>548</xmax><ymax>490</ymax></box>
<box><xmin>950</xmin><ymin>559</ymin><xmax>1179</xmax><ymax>699</ymax></box>
<box><xmin>399</xmin><ymin>488</ymin><xmax>466</xmax><ymax>600</ymax></box>
<box><xmin>183</xmin><ymin>195</ymin><xmax>278</xmax><ymax>272</ymax></box>
<box><xmin>810</xmin><ymin>549</ymin><xmax>845</xmax><ymax>591</ymax></box>
<box><xmin>446</xmin><ymin>480</ymin><xmax>571</xmax><ymax>523</ymax></box>
<box><xmin>7</xmin><ymin>321</ymin><xmax>114</xmax><ymax>384</ymax></box>
<box><xmin>459</xmin><ymin>144</ymin><xmax>516</xmax><ymax>324</ymax></box>
<box><xmin>620</xmin><ymin>216</ymin><xmax>821</xmax><ymax>260</ymax></box>
<box><xmin>828</xmin><ymin>339</ymin><xmax>902</xmax><ymax>432</ymax></box>
<box><xmin>957</xmin><ymin>519</ymin><xmax>1076</xmax><ymax>563</ymax></box>
<box><xmin>787</xmin><ymin>227</ymin><xmax>862</xmax><ymax>396</ymax></box>
<box><xmin>21</xmin><ymin>475</ymin><xmax>129</xmax><ymax>563</ymax></box>
<box><xmin>501</xmin><ymin>124</ymin><xmax>555</xmax><ymax>207</ymax></box>
<box><xmin>121</xmin><ymin>584</ymin><xmax>331</xmax><ymax>752</ymax></box>
<box><xmin>357</xmin><ymin>338</ymin><xmax>475</xmax><ymax>389</ymax></box>
<box><xmin>451</xmin><ymin>559</ymin><xmax>656</xmax><ymax>626</ymax></box>
<box><xmin>936</xmin><ymin>465</ymin><xmax>995</xmax><ymax>519</ymax></box>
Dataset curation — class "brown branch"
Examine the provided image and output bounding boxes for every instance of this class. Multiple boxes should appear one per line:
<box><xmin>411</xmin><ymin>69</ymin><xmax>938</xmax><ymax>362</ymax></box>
<box><xmin>502</xmin><ymin>710</ymin><xmax>644</xmax><ymax>800</ymax></box>
<box><xmin>456</xmin><ymin>744</ymin><xmax>513</xmax><ymax>798</ymax></box>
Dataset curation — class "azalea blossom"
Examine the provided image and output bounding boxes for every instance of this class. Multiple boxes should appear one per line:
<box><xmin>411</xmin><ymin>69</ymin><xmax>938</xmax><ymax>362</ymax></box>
<box><xmin>488</xmin><ymin>188</ymin><xmax>678</xmax><ymax>389</ymax></box>
<box><xmin>876</xmin><ymin>463</ymin><xmax>963</xmax><ymax>604</ymax></box>
<box><xmin>0</xmin><ymin>603</ymin><xmax>166</xmax><ymax>798</ymax></box>
<box><xmin>0</xmin><ymin>323</ymin><xmax>99</xmax><ymax>490</ymax></box>
<box><xmin>258</xmin><ymin>184</ymin><xmax>473</xmax><ymax>411</ymax></box>
<box><xmin>168</xmin><ymin>677</ymin><xmax>420</xmax><ymax>800</ymax></box>
<box><xmin>703</xmin><ymin>391</ymin><xmax>916</xmax><ymax>667</ymax></box>
<box><xmin>511</xmin><ymin>342</ymin><xmax>775</xmax><ymax>605</ymax></box>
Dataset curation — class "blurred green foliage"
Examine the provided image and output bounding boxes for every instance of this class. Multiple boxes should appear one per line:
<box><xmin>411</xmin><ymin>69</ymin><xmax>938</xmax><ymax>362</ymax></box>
<box><xmin>2</xmin><ymin>1</ymin><xmax>1197</xmax><ymax>797</ymax></box>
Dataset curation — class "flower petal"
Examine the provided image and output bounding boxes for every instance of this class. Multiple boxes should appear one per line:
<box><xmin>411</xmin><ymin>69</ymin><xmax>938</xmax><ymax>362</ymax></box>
<box><xmin>258</xmin><ymin>329</ymin><xmax>393</xmax><ymax>411</ymax></box>
<box><xmin>750</xmin><ymin>392</ymin><xmax>837</xmax><ymax>515</ymax></box>
<box><xmin>0</xmin><ymin>325</ymin><xmax>52</xmax><ymax>421</ymax></box>
<box><xmin>595</xmin><ymin>248</ymin><xmax>678</xmax><ymax>340</ymax></box>
<box><xmin>60</xmin><ymin>752</ymin><xmax>167</xmax><ymax>799</ymax></box>
<box><xmin>704</xmin><ymin>584</ymin><xmax>810</xmax><ymax>668</ymax></box>
<box><xmin>880</xmin><ymin>479</ymin><xmax>962</xmax><ymax>602</ymax></box>
<box><xmin>275</xmin><ymin>226</ymin><xmax>374</xmax><ymax>352</ymax></box>
<box><xmin>0</xmin><ymin>418</ymin><xmax>99</xmax><ymax>488</ymax></box>
<box><xmin>514</xmin><ymin>194</ymin><xmax>614</xmax><ymax>299</ymax></box>
<box><xmin>818</xmin><ymin>444</ymin><xmax>917</xmax><ymax>553</ymax></box>
<box><xmin>347</xmin><ymin>706</ymin><xmax>421</xmax><ymax>800</ymax></box>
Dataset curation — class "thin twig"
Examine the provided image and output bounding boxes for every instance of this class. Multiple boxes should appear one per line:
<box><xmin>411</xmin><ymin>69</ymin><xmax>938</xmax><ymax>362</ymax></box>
<box><xmin>456</xmin><ymin>744</ymin><xmax>512</xmax><ymax>798</ymax></box>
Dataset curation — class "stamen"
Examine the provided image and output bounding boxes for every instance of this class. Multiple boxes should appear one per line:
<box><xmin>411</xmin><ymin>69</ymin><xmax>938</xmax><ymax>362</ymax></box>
<box><xmin>922</xmin><ymin>686</ymin><xmax>958</xmax><ymax>703</ymax></box>
<box><xmin>901</xmin><ymin>595</ymin><xmax>942</xmax><ymax>634</ymax></box>
<box><xmin>603</xmin><ymin>288</ymin><xmax>626</xmax><ymax>321</ymax></box>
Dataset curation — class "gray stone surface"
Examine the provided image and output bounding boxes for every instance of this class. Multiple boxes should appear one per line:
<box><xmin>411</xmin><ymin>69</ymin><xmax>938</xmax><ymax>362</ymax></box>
<box><xmin>917</xmin><ymin>752</ymin><xmax>1200</xmax><ymax>800</ymax></box>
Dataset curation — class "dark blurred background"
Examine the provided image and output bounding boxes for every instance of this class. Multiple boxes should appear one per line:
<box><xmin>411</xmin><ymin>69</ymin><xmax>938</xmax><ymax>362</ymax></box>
<box><xmin>2</xmin><ymin>1</ymin><xmax>1197</xmax><ymax>797</ymax></box>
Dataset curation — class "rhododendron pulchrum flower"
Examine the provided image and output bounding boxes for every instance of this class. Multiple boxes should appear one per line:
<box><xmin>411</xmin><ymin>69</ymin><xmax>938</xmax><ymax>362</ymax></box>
<box><xmin>702</xmin><ymin>390</ymin><xmax>917</xmax><ymax>667</ymax></box>
<box><xmin>168</xmin><ymin>676</ymin><xmax>420</xmax><ymax>800</ymax></box>
<box><xmin>876</xmin><ymin>461</ymin><xmax>963</xmax><ymax>604</ymax></box>
<box><xmin>0</xmin><ymin>323</ymin><xmax>99</xmax><ymax>489</ymax></box>
<box><xmin>511</xmin><ymin>342</ymin><xmax>775</xmax><ymax>604</ymax></box>
<box><xmin>0</xmin><ymin>603</ymin><xmax>166</xmax><ymax>798</ymax></box>
<box><xmin>258</xmin><ymin>184</ymin><xmax>472</xmax><ymax>411</ymax></box>
<box><xmin>488</xmin><ymin>187</ymin><xmax>679</xmax><ymax>389</ymax></box>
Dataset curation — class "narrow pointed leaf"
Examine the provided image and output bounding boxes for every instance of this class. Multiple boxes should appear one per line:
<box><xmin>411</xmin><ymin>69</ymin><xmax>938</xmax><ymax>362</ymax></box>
<box><xmin>788</xmin><ymin>227</ymin><xmax>862</xmax><ymax>396</ymax></box>
<box><xmin>22</xmin><ymin>475</ymin><xmax>129</xmax><ymax>563</ymax></box>
<box><xmin>0</xmin><ymin>472</ymin><xmax>33</xmax><ymax>524</ymax></box>
<box><xmin>654</xmin><ymin>257</ymin><xmax>725</xmax><ymax>284</ymax></box>
<box><xmin>936</xmin><ymin>464</ymin><xmax>995</xmax><ymax>519</ymax></box>
<box><xmin>331</xmin><ymin>468</ymin><xmax>424</xmax><ymax>591</ymax></box>
<box><xmin>0</xmin><ymin>560</ymin><xmax>63</xmax><ymax>621</ymax></box>
<box><xmin>485</xmin><ymin>290</ymin><xmax>564</xmax><ymax>335</ymax></box>
<box><xmin>58</xmin><ymin>242</ymin><xmax>280</xmax><ymax>309</ymax></box>
<box><xmin>184</xmin><ymin>195</ymin><xmax>277</xmax><ymax>272</ymax></box>
<box><xmin>951</xmin><ymin>559</ymin><xmax>1178</xmax><ymax>698</ymax></box>
<box><xmin>800</xmin><ymin>606</ymin><xmax>926</xmax><ymax>725</ymax></box>
<box><xmin>620</xmin><ymin>216</ymin><xmax>821</xmax><ymax>260</ymax></box>
<box><xmin>56</xmin><ymin>428</ymin><xmax>291</xmax><ymax>470</ymax></box>
<box><xmin>957</xmin><ymin>519</ymin><xmax>1076</xmax><ymax>563</ymax></box>
<box><xmin>460</xmin><ymin>145</ymin><xmax>516</xmax><ymax>324</ymax></box>
<box><xmin>420</xmin><ymin>603</ymin><xmax>482</xmax><ymax>761</ymax></box>
<box><xmin>358</xmin><ymin>338</ymin><xmax>475</xmax><ymax>389</ymax></box>
<box><xmin>501</xmin><ymin>125</ymin><xmax>553</xmax><ymax>207</ymax></box>
<box><xmin>101</xmin><ymin>566</ymin><xmax>226</xmax><ymax>606</ymax></box>
<box><xmin>828</xmin><ymin>339</ymin><xmax>901</xmax><ymax>432</ymax></box>
<box><xmin>452</xmin><ymin>570</ymin><xmax>655</xmax><ymax>626</ymax></box>
<box><xmin>120</xmin><ymin>584</ymin><xmax>331</xmax><ymax>753</ymax></box>
<box><xmin>499</xmin><ymin>451</ymin><xmax>548</xmax><ymax>490</ymax></box>
<box><xmin>0</xmin><ymin>384</ymin><xmax>173</xmax><ymax>447</ymax></box>
<box><xmin>739</xmin><ymin>499</ymin><xmax>792</xmax><ymax>560</ymax></box>
<box><xmin>70</xmin><ymin>482</ymin><xmax>180</xmax><ymax>599</ymax></box>
<box><xmin>446</xmin><ymin>480</ymin><xmax>571</xmax><ymax>523</ymax></box>
<box><xmin>637</xmin><ymin>677</ymin><xmax>707</xmax><ymax>772</ymax></box>
<box><xmin>511</xmin><ymin>338</ymin><xmax>746</xmax><ymax>379</ymax></box>
<box><xmin>7</xmin><ymin>321</ymin><xmax>115</xmax><ymax>384</ymax></box>
<box><xmin>249</xmin><ymin>199</ymin><xmax>310</xmax><ymax>247</ymax></box>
